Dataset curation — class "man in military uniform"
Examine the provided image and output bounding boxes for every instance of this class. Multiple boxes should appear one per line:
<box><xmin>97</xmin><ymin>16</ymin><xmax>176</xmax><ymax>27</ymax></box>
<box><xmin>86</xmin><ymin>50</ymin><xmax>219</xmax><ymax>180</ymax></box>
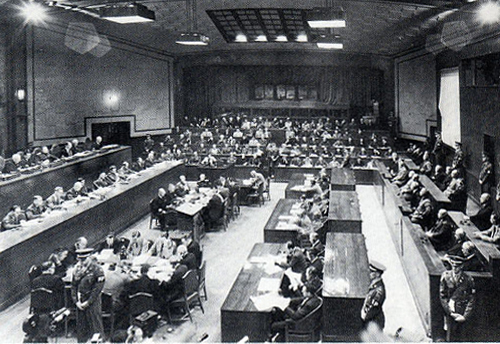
<box><xmin>361</xmin><ymin>260</ymin><xmax>386</xmax><ymax>330</ymax></box>
<box><xmin>71</xmin><ymin>248</ymin><xmax>105</xmax><ymax>343</ymax></box>
<box><xmin>479</xmin><ymin>153</ymin><xmax>494</xmax><ymax>194</ymax></box>
<box><xmin>439</xmin><ymin>255</ymin><xmax>475</xmax><ymax>342</ymax></box>
<box><xmin>451</xmin><ymin>142</ymin><xmax>464</xmax><ymax>173</ymax></box>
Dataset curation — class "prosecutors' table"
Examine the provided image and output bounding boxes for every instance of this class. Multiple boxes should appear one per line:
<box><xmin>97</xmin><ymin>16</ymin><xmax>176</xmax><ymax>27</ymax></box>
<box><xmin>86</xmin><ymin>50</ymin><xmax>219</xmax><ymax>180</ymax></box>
<box><xmin>0</xmin><ymin>146</ymin><xmax>132</xmax><ymax>218</ymax></box>
<box><xmin>221</xmin><ymin>243</ymin><xmax>286</xmax><ymax>343</ymax></box>
<box><xmin>0</xmin><ymin>161</ymin><xmax>184</xmax><ymax>311</ymax></box>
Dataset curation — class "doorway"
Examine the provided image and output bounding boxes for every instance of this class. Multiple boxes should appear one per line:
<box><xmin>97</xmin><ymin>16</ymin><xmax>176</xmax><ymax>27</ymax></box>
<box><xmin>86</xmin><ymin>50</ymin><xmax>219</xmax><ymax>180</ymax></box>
<box><xmin>92</xmin><ymin>122</ymin><xmax>131</xmax><ymax>147</ymax></box>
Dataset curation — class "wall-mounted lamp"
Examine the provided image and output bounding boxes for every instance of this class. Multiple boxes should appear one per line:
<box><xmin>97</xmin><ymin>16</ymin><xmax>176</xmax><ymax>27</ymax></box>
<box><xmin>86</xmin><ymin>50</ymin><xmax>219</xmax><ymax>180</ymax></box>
<box><xmin>103</xmin><ymin>90</ymin><xmax>120</xmax><ymax>111</ymax></box>
<box><xmin>16</xmin><ymin>89</ymin><xmax>26</xmax><ymax>101</ymax></box>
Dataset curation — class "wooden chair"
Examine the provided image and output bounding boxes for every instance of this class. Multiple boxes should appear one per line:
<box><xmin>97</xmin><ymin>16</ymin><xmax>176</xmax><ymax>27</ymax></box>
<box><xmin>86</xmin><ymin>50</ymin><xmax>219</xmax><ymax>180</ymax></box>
<box><xmin>231</xmin><ymin>192</ymin><xmax>241</xmax><ymax>217</ymax></box>
<box><xmin>167</xmin><ymin>270</ymin><xmax>204</xmax><ymax>322</ymax></box>
<box><xmin>30</xmin><ymin>287</ymin><xmax>55</xmax><ymax>314</ymax></box>
<box><xmin>246</xmin><ymin>184</ymin><xmax>264</xmax><ymax>207</ymax></box>
<box><xmin>284</xmin><ymin>297</ymin><xmax>323</xmax><ymax>342</ymax></box>
<box><xmin>101</xmin><ymin>292</ymin><xmax>115</xmax><ymax>338</ymax></box>
<box><xmin>212</xmin><ymin>200</ymin><xmax>229</xmax><ymax>231</ymax></box>
<box><xmin>64</xmin><ymin>285</ymin><xmax>76</xmax><ymax>337</ymax></box>
<box><xmin>198</xmin><ymin>261</ymin><xmax>207</xmax><ymax>301</ymax></box>
<box><xmin>128</xmin><ymin>292</ymin><xmax>154</xmax><ymax>324</ymax></box>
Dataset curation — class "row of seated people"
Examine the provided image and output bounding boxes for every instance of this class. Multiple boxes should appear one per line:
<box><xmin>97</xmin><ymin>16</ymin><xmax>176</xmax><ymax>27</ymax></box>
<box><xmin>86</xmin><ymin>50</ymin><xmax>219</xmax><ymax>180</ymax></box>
<box><xmin>0</xmin><ymin>162</ymin><xmax>134</xmax><ymax>231</ymax></box>
<box><xmin>1</xmin><ymin>153</ymin><xmax>178</xmax><ymax>232</ymax></box>
<box><xmin>27</xmin><ymin>230</ymin><xmax>203</xmax><ymax>342</ymax></box>
<box><xmin>182</xmin><ymin>114</ymin><xmax>373</xmax><ymax>133</ymax></box>
<box><xmin>150</xmin><ymin>170</ymin><xmax>266</xmax><ymax>232</ymax></box>
<box><xmin>1</xmin><ymin>136</ymin><xmax>106</xmax><ymax>175</ymax></box>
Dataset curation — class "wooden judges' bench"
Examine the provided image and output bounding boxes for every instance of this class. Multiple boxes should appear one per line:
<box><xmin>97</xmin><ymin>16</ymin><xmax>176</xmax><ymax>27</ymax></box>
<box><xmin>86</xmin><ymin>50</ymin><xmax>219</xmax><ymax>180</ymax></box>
<box><xmin>0</xmin><ymin>146</ymin><xmax>132</xmax><ymax>218</ymax></box>
<box><xmin>0</xmin><ymin>161</ymin><xmax>184</xmax><ymax>311</ymax></box>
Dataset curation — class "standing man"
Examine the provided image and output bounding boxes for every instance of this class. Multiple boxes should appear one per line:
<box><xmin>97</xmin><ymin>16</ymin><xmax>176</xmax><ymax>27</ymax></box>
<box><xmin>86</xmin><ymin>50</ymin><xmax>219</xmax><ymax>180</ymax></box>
<box><xmin>71</xmin><ymin>248</ymin><xmax>105</xmax><ymax>343</ymax></box>
<box><xmin>439</xmin><ymin>255</ymin><xmax>476</xmax><ymax>342</ymax></box>
<box><xmin>361</xmin><ymin>260</ymin><xmax>386</xmax><ymax>331</ymax></box>
<box><xmin>479</xmin><ymin>153</ymin><xmax>494</xmax><ymax>194</ymax></box>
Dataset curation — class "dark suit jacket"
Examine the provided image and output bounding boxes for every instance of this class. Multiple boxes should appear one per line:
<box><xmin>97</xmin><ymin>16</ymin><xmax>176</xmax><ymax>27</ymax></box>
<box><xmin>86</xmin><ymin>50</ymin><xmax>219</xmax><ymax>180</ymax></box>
<box><xmin>120</xmin><ymin>275</ymin><xmax>157</xmax><ymax>307</ymax></box>
<box><xmin>285</xmin><ymin>296</ymin><xmax>321</xmax><ymax>321</ymax></box>
<box><xmin>187</xmin><ymin>241</ymin><xmax>202</xmax><ymax>267</ymax></box>
<box><xmin>179</xmin><ymin>252</ymin><xmax>197</xmax><ymax>271</ymax></box>
<box><xmin>31</xmin><ymin>273</ymin><xmax>65</xmax><ymax>309</ymax></box>
<box><xmin>470</xmin><ymin>205</ymin><xmax>493</xmax><ymax>231</ymax></box>
<box><xmin>150</xmin><ymin>196</ymin><xmax>171</xmax><ymax>216</ymax></box>
<box><xmin>205</xmin><ymin>194</ymin><xmax>224</xmax><ymax>222</ymax></box>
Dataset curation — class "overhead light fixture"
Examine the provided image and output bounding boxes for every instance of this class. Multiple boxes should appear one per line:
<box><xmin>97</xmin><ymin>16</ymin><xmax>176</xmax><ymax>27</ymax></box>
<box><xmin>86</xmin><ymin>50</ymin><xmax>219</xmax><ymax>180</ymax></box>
<box><xmin>306</xmin><ymin>7</ymin><xmax>346</xmax><ymax>28</ymax></box>
<box><xmin>176</xmin><ymin>32</ymin><xmax>209</xmax><ymax>45</ymax></box>
<box><xmin>476</xmin><ymin>1</ymin><xmax>500</xmax><ymax>24</ymax></box>
<box><xmin>176</xmin><ymin>0</ymin><xmax>209</xmax><ymax>46</ymax></box>
<box><xmin>255</xmin><ymin>35</ymin><xmax>267</xmax><ymax>42</ymax></box>
<box><xmin>275</xmin><ymin>35</ymin><xmax>288</xmax><ymax>42</ymax></box>
<box><xmin>235</xmin><ymin>33</ymin><xmax>247</xmax><ymax>42</ymax></box>
<box><xmin>296</xmin><ymin>33</ymin><xmax>308</xmax><ymax>42</ymax></box>
<box><xmin>18</xmin><ymin>1</ymin><xmax>48</xmax><ymax>24</ymax></box>
<box><xmin>100</xmin><ymin>3</ymin><xmax>155</xmax><ymax>24</ymax></box>
<box><xmin>316</xmin><ymin>34</ymin><xmax>343</xmax><ymax>49</ymax></box>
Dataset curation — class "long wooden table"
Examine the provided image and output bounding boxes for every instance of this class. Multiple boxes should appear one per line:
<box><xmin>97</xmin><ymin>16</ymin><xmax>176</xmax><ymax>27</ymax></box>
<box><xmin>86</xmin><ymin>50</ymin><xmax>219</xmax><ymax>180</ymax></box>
<box><xmin>221</xmin><ymin>243</ymin><xmax>285</xmax><ymax>343</ymax></box>
<box><xmin>264</xmin><ymin>199</ymin><xmax>301</xmax><ymax>244</ymax></box>
<box><xmin>327</xmin><ymin>190</ymin><xmax>362</xmax><ymax>233</ymax></box>
<box><xmin>0</xmin><ymin>161</ymin><xmax>184</xmax><ymax>311</ymax></box>
<box><xmin>330</xmin><ymin>168</ymin><xmax>356</xmax><ymax>191</ymax></box>
<box><xmin>284</xmin><ymin>175</ymin><xmax>317</xmax><ymax>199</ymax></box>
<box><xmin>322</xmin><ymin>232</ymin><xmax>370</xmax><ymax>341</ymax></box>
<box><xmin>0</xmin><ymin>146</ymin><xmax>132</xmax><ymax>217</ymax></box>
<box><xmin>419</xmin><ymin>175</ymin><xmax>454</xmax><ymax>210</ymax></box>
<box><xmin>175</xmin><ymin>188</ymin><xmax>216</xmax><ymax>242</ymax></box>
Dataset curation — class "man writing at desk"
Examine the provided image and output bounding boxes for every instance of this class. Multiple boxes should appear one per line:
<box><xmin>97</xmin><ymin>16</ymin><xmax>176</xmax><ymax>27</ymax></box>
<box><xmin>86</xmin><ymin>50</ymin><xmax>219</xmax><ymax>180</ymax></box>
<box><xmin>26</xmin><ymin>195</ymin><xmax>47</xmax><ymax>220</ymax></box>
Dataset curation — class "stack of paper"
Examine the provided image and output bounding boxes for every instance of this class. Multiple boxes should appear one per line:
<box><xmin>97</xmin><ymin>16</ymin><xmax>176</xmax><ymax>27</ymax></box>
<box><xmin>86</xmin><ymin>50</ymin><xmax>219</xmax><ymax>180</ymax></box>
<box><xmin>257</xmin><ymin>278</ymin><xmax>280</xmax><ymax>293</ymax></box>
<box><xmin>250</xmin><ymin>293</ymin><xmax>291</xmax><ymax>311</ymax></box>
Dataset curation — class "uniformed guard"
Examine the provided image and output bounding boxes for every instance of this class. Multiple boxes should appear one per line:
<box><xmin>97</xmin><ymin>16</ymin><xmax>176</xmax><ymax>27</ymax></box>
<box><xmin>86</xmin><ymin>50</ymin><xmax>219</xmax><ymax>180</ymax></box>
<box><xmin>439</xmin><ymin>255</ymin><xmax>476</xmax><ymax>342</ymax></box>
<box><xmin>71</xmin><ymin>248</ymin><xmax>105</xmax><ymax>343</ymax></box>
<box><xmin>479</xmin><ymin>153</ymin><xmax>493</xmax><ymax>194</ymax></box>
<box><xmin>361</xmin><ymin>260</ymin><xmax>386</xmax><ymax>331</ymax></box>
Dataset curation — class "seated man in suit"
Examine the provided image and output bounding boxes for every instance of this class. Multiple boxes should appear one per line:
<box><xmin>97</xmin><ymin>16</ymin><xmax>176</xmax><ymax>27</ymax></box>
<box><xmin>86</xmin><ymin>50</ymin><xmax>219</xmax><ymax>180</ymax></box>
<box><xmin>425</xmin><ymin>209</ymin><xmax>454</xmax><ymax>251</ymax></box>
<box><xmin>157</xmin><ymin>263</ymin><xmax>188</xmax><ymax>307</ymax></box>
<box><xmin>201</xmin><ymin>189</ymin><xmax>227</xmax><ymax>230</ymax></box>
<box><xmin>45</xmin><ymin>186</ymin><xmax>66</xmax><ymax>209</ymax></box>
<box><xmin>92</xmin><ymin>136</ymin><xmax>103</xmax><ymax>151</ymax></box>
<box><xmin>97</xmin><ymin>233</ymin><xmax>128</xmax><ymax>254</ymax></box>
<box><xmin>270</xmin><ymin>284</ymin><xmax>321</xmax><ymax>341</ymax></box>
<box><xmin>474</xmin><ymin>213</ymin><xmax>500</xmax><ymax>246</ymax></box>
<box><xmin>1</xmin><ymin>205</ymin><xmax>26</xmax><ymax>231</ymax></box>
<box><xmin>150</xmin><ymin>188</ymin><xmax>175</xmax><ymax>231</ymax></box>
<box><xmin>131</xmin><ymin>157</ymin><xmax>146</xmax><ymax>172</ymax></box>
<box><xmin>306</xmin><ymin>232</ymin><xmax>324</xmax><ymax>258</ymax></box>
<box><xmin>410</xmin><ymin>188</ymin><xmax>435</xmax><ymax>230</ymax></box>
<box><xmin>127</xmin><ymin>231</ymin><xmax>147</xmax><ymax>257</ymax></box>
<box><xmin>93</xmin><ymin>172</ymin><xmax>112</xmax><ymax>189</ymax></box>
<box><xmin>65</xmin><ymin>181</ymin><xmax>89</xmax><ymax>200</ymax></box>
<box><xmin>175</xmin><ymin>175</ymin><xmax>191</xmax><ymax>197</ymax></box>
<box><xmin>432</xmin><ymin>165</ymin><xmax>448</xmax><ymax>191</ymax></box>
<box><xmin>469</xmin><ymin>193</ymin><xmax>493</xmax><ymax>231</ymax></box>
<box><xmin>172</xmin><ymin>245</ymin><xmax>197</xmax><ymax>271</ymax></box>
<box><xmin>120</xmin><ymin>264</ymin><xmax>157</xmax><ymax>314</ymax></box>
<box><xmin>250</xmin><ymin>170</ymin><xmax>267</xmax><ymax>190</ymax></box>
<box><xmin>3</xmin><ymin>153</ymin><xmax>23</xmax><ymax>173</ymax></box>
<box><xmin>181</xmin><ymin>235</ymin><xmax>202</xmax><ymax>267</ymax></box>
<box><xmin>197</xmin><ymin>173</ymin><xmax>211</xmax><ymax>188</ymax></box>
<box><xmin>277</xmin><ymin>242</ymin><xmax>308</xmax><ymax>274</ymax></box>
<box><xmin>148</xmin><ymin>231</ymin><xmax>176</xmax><ymax>260</ymax></box>
<box><xmin>26</xmin><ymin>195</ymin><xmax>47</xmax><ymax>221</ymax></box>
<box><xmin>444</xmin><ymin>169</ymin><xmax>467</xmax><ymax>212</ymax></box>
<box><xmin>31</xmin><ymin>261</ymin><xmax>65</xmax><ymax>311</ymax></box>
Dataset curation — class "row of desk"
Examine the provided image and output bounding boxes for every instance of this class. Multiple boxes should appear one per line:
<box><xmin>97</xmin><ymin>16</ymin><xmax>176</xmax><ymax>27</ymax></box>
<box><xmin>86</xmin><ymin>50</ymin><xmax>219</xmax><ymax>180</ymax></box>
<box><xmin>223</xmin><ymin>168</ymin><xmax>369</xmax><ymax>342</ymax></box>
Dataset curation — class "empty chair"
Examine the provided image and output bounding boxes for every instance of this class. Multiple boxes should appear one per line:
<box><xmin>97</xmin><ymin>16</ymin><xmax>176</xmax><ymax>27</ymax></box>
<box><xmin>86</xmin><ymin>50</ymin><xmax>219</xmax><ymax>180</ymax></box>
<box><xmin>167</xmin><ymin>270</ymin><xmax>204</xmax><ymax>322</ymax></box>
<box><xmin>285</xmin><ymin>297</ymin><xmax>323</xmax><ymax>342</ymax></box>
<box><xmin>246</xmin><ymin>183</ymin><xmax>264</xmax><ymax>207</ymax></box>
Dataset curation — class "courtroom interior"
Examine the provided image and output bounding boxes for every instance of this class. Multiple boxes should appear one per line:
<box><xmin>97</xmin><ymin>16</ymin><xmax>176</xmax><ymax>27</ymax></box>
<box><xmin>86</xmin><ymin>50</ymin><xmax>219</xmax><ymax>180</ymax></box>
<box><xmin>0</xmin><ymin>0</ymin><xmax>500</xmax><ymax>342</ymax></box>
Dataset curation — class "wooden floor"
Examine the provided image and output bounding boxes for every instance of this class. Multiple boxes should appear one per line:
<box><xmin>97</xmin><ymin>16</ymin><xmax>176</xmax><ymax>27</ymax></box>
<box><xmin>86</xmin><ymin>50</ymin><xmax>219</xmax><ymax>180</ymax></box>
<box><xmin>0</xmin><ymin>184</ymin><xmax>428</xmax><ymax>342</ymax></box>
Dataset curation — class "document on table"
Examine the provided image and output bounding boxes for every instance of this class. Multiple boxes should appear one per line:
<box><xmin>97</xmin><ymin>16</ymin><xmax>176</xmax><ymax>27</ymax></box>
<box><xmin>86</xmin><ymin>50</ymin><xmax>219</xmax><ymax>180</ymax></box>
<box><xmin>257</xmin><ymin>277</ymin><xmax>281</xmax><ymax>293</ymax></box>
<box><xmin>251</xmin><ymin>292</ymin><xmax>291</xmax><ymax>311</ymax></box>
